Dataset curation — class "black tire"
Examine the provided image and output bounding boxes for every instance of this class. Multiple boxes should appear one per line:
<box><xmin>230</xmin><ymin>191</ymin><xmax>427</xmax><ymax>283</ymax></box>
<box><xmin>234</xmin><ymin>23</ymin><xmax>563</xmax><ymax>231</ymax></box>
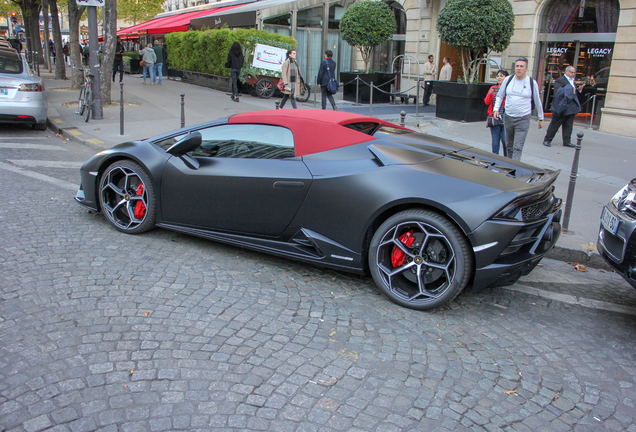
<box><xmin>33</xmin><ymin>122</ymin><xmax>47</xmax><ymax>131</ymax></box>
<box><xmin>368</xmin><ymin>209</ymin><xmax>472</xmax><ymax>310</ymax></box>
<box><xmin>77</xmin><ymin>86</ymin><xmax>86</xmax><ymax>115</ymax></box>
<box><xmin>98</xmin><ymin>160</ymin><xmax>156</xmax><ymax>234</ymax></box>
<box><xmin>297</xmin><ymin>82</ymin><xmax>311</xmax><ymax>102</ymax></box>
<box><xmin>255</xmin><ymin>78</ymin><xmax>275</xmax><ymax>99</ymax></box>
<box><xmin>83</xmin><ymin>87</ymin><xmax>92</xmax><ymax>122</ymax></box>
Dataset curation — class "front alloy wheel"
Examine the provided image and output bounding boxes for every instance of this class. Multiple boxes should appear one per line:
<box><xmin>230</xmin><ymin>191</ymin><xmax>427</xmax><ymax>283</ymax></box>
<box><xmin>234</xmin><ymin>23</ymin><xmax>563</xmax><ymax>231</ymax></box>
<box><xmin>98</xmin><ymin>160</ymin><xmax>156</xmax><ymax>234</ymax></box>
<box><xmin>369</xmin><ymin>210</ymin><xmax>472</xmax><ymax>310</ymax></box>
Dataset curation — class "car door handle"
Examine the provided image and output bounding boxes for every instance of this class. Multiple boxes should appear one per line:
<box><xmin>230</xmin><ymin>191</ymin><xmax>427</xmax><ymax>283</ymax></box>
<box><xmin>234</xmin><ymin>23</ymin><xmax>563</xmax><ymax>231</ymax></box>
<box><xmin>273</xmin><ymin>181</ymin><xmax>305</xmax><ymax>189</ymax></box>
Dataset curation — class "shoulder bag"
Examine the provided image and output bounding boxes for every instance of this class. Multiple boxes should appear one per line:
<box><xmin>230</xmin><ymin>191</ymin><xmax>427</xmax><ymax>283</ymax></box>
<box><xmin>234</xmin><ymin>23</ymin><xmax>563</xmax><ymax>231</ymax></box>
<box><xmin>326</xmin><ymin>62</ymin><xmax>339</xmax><ymax>94</ymax></box>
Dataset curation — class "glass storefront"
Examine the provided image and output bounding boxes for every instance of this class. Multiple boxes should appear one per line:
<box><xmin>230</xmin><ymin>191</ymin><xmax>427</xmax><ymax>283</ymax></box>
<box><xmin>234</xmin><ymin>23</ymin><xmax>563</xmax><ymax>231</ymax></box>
<box><xmin>263</xmin><ymin>4</ymin><xmax>351</xmax><ymax>83</ymax></box>
<box><xmin>539</xmin><ymin>41</ymin><xmax>613</xmax><ymax>128</ymax></box>
<box><xmin>538</xmin><ymin>0</ymin><xmax>619</xmax><ymax>128</ymax></box>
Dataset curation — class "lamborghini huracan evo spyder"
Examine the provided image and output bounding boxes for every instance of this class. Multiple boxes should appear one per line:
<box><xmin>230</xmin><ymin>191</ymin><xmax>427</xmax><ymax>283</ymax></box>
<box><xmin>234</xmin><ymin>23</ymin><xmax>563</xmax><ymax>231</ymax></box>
<box><xmin>75</xmin><ymin>110</ymin><xmax>562</xmax><ymax>310</ymax></box>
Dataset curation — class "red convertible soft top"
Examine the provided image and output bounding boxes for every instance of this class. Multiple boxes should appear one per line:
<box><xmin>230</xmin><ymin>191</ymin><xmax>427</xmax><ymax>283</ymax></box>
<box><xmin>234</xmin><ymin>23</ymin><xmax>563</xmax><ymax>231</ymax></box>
<box><xmin>229</xmin><ymin>110</ymin><xmax>408</xmax><ymax>157</ymax></box>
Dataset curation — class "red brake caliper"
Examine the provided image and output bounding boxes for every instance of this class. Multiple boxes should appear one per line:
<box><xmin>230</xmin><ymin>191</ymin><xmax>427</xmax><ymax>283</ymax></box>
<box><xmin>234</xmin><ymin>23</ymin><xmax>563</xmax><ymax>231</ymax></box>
<box><xmin>391</xmin><ymin>230</ymin><xmax>415</xmax><ymax>268</ymax></box>
<box><xmin>133</xmin><ymin>183</ymin><xmax>147</xmax><ymax>219</ymax></box>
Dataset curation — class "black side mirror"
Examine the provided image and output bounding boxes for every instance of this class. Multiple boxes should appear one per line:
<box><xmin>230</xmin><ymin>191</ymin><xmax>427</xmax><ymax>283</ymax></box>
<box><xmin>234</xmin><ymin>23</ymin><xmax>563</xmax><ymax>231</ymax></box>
<box><xmin>166</xmin><ymin>131</ymin><xmax>202</xmax><ymax>157</ymax></box>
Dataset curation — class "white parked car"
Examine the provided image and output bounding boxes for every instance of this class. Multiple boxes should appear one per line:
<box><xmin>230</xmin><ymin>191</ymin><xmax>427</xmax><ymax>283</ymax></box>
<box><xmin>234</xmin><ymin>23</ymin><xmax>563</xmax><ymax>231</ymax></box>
<box><xmin>0</xmin><ymin>47</ymin><xmax>47</xmax><ymax>130</ymax></box>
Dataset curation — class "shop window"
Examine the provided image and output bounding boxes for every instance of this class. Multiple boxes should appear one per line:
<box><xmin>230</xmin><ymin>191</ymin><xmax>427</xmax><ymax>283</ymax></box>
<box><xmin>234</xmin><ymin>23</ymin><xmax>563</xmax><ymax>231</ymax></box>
<box><xmin>542</xmin><ymin>0</ymin><xmax>620</xmax><ymax>34</ymax></box>
<box><xmin>371</xmin><ymin>1</ymin><xmax>406</xmax><ymax>72</ymax></box>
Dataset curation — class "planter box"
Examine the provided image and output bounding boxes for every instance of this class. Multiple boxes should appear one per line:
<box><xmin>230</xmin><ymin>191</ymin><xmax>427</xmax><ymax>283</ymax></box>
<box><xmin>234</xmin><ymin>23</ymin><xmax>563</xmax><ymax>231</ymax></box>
<box><xmin>341</xmin><ymin>72</ymin><xmax>397</xmax><ymax>104</ymax></box>
<box><xmin>434</xmin><ymin>81</ymin><xmax>492</xmax><ymax>122</ymax></box>
<box><xmin>168</xmin><ymin>69</ymin><xmax>184</xmax><ymax>79</ymax></box>
<box><xmin>124</xmin><ymin>59</ymin><xmax>142</xmax><ymax>75</ymax></box>
<box><xmin>182</xmin><ymin>70</ymin><xmax>231</xmax><ymax>92</ymax></box>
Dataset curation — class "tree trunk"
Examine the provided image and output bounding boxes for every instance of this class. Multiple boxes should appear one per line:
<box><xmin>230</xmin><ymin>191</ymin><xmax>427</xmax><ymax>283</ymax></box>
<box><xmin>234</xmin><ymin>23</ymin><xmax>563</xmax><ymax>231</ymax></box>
<box><xmin>100</xmin><ymin>0</ymin><xmax>117</xmax><ymax>105</ymax></box>
<box><xmin>67</xmin><ymin>0</ymin><xmax>86</xmax><ymax>89</ymax></box>
<box><xmin>50</xmin><ymin>0</ymin><xmax>66</xmax><ymax>79</ymax></box>
<box><xmin>27</xmin><ymin>13</ymin><xmax>42</xmax><ymax>71</ymax></box>
<box><xmin>42</xmin><ymin>0</ymin><xmax>51</xmax><ymax>71</ymax></box>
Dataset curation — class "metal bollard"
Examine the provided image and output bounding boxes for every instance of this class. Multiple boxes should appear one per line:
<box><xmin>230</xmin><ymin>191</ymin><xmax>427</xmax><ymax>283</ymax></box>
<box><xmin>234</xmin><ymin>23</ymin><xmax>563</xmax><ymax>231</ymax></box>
<box><xmin>355</xmin><ymin>75</ymin><xmax>360</xmax><ymax>106</ymax></box>
<box><xmin>562</xmin><ymin>132</ymin><xmax>584</xmax><ymax>232</ymax></box>
<box><xmin>180</xmin><ymin>93</ymin><xmax>185</xmax><ymax>128</ymax></box>
<box><xmin>400</xmin><ymin>110</ymin><xmax>406</xmax><ymax>127</ymax></box>
<box><xmin>369</xmin><ymin>82</ymin><xmax>373</xmax><ymax>116</ymax></box>
<box><xmin>415</xmin><ymin>79</ymin><xmax>421</xmax><ymax>117</ymax></box>
<box><xmin>119</xmin><ymin>83</ymin><xmax>124</xmax><ymax>136</ymax></box>
<box><xmin>275</xmin><ymin>100</ymin><xmax>280</xmax><ymax>109</ymax></box>
<box><xmin>589</xmin><ymin>95</ymin><xmax>597</xmax><ymax>129</ymax></box>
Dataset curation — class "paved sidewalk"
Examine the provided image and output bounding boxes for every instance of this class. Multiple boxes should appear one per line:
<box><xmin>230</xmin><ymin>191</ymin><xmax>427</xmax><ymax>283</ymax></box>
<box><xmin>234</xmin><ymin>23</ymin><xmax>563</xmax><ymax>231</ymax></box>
<box><xmin>43</xmin><ymin>68</ymin><xmax>634</xmax><ymax>271</ymax></box>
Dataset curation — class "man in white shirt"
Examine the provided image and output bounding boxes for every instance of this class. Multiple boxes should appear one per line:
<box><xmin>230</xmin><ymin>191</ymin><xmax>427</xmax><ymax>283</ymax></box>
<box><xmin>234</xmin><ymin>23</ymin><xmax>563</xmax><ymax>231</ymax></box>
<box><xmin>439</xmin><ymin>57</ymin><xmax>452</xmax><ymax>81</ymax></box>
<box><xmin>543</xmin><ymin>66</ymin><xmax>582</xmax><ymax>148</ymax></box>
<box><xmin>423</xmin><ymin>55</ymin><xmax>437</xmax><ymax>106</ymax></box>
<box><xmin>493</xmin><ymin>57</ymin><xmax>545</xmax><ymax>161</ymax></box>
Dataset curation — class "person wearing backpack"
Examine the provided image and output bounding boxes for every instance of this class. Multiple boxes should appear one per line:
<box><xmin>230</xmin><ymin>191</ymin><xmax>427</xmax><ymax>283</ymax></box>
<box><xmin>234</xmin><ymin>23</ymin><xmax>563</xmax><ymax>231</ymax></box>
<box><xmin>317</xmin><ymin>50</ymin><xmax>338</xmax><ymax>110</ymax></box>
<box><xmin>493</xmin><ymin>57</ymin><xmax>544</xmax><ymax>161</ymax></box>
<box><xmin>542</xmin><ymin>66</ymin><xmax>581</xmax><ymax>148</ymax></box>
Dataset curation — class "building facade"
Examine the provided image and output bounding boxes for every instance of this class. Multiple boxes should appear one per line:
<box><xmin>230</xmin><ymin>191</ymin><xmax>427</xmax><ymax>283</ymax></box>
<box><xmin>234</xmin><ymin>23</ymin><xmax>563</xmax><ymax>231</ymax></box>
<box><xmin>387</xmin><ymin>0</ymin><xmax>632</xmax><ymax>135</ymax></box>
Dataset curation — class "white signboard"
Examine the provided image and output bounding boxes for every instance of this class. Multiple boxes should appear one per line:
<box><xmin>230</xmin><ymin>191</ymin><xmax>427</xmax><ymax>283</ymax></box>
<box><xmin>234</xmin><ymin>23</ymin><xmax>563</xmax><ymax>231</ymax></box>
<box><xmin>252</xmin><ymin>44</ymin><xmax>286</xmax><ymax>72</ymax></box>
<box><xmin>76</xmin><ymin>0</ymin><xmax>104</xmax><ymax>6</ymax></box>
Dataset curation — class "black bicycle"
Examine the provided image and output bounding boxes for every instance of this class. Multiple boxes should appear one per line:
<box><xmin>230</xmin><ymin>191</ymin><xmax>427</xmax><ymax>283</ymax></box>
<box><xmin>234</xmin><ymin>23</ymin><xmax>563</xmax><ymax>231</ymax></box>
<box><xmin>76</xmin><ymin>67</ymin><xmax>94</xmax><ymax>122</ymax></box>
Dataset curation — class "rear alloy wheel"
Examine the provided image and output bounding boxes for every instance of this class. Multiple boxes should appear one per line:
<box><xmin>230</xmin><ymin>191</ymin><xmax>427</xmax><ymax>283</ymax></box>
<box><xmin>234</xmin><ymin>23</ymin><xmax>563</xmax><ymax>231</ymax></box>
<box><xmin>255</xmin><ymin>78</ymin><xmax>275</xmax><ymax>99</ymax></box>
<box><xmin>98</xmin><ymin>160</ymin><xmax>156</xmax><ymax>234</ymax></box>
<box><xmin>83</xmin><ymin>87</ymin><xmax>92</xmax><ymax>122</ymax></box>
<box><xmin>369</xmin><ymin>210</ymin><xmax>472</xmax><ymax>310</ymax></box>
<box><xmin>77</xmin><ymin>86</ymin><xmax>86</xmax><ymax>115</ymax></box>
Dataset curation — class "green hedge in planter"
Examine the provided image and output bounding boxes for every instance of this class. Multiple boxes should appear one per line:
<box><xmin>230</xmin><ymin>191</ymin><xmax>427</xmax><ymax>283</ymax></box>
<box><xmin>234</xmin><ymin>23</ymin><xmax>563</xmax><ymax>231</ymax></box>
<box><xmin>166</xmin><ymin>29</ymin><xmax>296</xmax><ymax>78</ymax></box>
<box><xmin>122</xmin><ymin>52</ymin><xmax>139</xmax><ymax>66</ymax></box>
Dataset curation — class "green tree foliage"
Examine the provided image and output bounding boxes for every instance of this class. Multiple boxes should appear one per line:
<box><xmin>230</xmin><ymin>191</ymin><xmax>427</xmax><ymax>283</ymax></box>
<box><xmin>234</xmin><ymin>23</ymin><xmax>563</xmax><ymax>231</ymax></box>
<box><xmin>166</xmin><ymin>28</ymin><xmax>295</xmax><ymax>77</ymax></box>
<box><xmin>117</xmin><ymin>0</ymin><xmax>163</xmax><ymax>25</ymax></box>
<box><xmin>339</xmin><ymin>0</ymin><xmax>396</xmax><ymax>73</ymax></box>
<box><xmin>437</xmin><ymin>0</ymin><xmax>514</xmax><ymax>83</ymax></box>
<box><xmin>0</xmin><ymin>0</ymin><xmax>19</xmax><ymax>16</ymax></box>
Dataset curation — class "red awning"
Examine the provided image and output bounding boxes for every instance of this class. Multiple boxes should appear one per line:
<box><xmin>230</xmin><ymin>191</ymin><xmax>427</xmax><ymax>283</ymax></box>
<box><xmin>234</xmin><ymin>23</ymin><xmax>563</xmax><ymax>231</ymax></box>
<box><xmin>117</xmin><ymin>6</ymin><xmax>240</xmax><ymax>38</ymax></box>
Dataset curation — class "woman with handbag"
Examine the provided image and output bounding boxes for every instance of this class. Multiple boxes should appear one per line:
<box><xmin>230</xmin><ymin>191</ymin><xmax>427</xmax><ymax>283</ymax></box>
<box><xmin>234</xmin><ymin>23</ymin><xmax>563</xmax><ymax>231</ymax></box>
<box><xmin>139</xmin><ymin>43</ymin><xmax>157</xmax><ymax>85</ymax></box>
<box><xmin>279</xmin><ymin>49</ymin><xmax>301</xmax><ymax>109</ymax></box>
<box><xmin>316</xmin><ymin>50</ymin><xmax>338</xmax><ymax>110</ymax></box>
<box><xmin>484</xmin><ymin>69</ymin><xmax>509</xmax><ymax>156</ymax></box>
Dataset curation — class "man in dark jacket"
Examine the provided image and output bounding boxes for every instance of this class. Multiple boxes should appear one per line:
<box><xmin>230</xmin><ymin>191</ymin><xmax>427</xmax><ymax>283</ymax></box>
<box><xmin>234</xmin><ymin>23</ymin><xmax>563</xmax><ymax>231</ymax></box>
<box><xmin>543</xmin><ymin>66</ymin><xmax>581</xmax><ymax>148</ymax></box>
<box><xmin>152</xmin><ymin>40</ymin><xmax>166</xmax><ymax>85</ymax></box>
<box><xmin>316</xmin><ymin>50</ymin><xmax>337</xmax><ymax>110</ymax></box>
<box><xmin>112</xmin><ymin>36</ymin><xmax>125</xmax><ymax>83</ymax></box>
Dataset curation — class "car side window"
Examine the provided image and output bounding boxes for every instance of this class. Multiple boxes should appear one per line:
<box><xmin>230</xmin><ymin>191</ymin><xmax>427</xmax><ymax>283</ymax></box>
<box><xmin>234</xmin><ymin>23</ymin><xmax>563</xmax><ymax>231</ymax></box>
<box><xmin>187</xmin><ymin>124</ymin><xmax>295</xmax><ymax>159</ymax></box>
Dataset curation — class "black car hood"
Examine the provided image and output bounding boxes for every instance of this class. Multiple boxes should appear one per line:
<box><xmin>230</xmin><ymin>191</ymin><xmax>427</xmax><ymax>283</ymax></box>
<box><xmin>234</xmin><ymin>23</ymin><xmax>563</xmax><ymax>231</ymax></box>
<box><xmin>368</xmin><ymin>134</ymin><xmax>552</xmax><ymax>184</ymax></box>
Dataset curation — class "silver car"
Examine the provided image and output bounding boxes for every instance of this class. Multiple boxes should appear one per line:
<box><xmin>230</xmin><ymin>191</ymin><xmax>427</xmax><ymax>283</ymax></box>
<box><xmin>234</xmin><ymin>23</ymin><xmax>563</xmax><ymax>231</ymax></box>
<box><xmin>0</xmin><ymin>48</ymin><xmax>47</xmax><ymax>130</ymax></box>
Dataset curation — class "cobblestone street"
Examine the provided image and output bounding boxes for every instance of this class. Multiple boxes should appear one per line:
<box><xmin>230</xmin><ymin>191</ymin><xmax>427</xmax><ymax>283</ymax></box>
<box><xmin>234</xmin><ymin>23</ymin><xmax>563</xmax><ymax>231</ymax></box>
<box><xmin>1</xmin><ymin>129</ymin><xmax>636</xmax><ymax>431</ymax></box>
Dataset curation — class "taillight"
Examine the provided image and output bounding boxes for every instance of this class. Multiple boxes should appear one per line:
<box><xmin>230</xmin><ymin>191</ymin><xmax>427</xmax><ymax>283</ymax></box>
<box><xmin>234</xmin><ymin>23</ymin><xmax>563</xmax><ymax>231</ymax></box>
<box><xmin>494</xmin><ymin>188</ymin><xmax>553</xmax><ymax>221</ymax></box>
<box><xmin>19</xmin><ymin>83</ymin><xmax>43</xmax><ymax>92</ymax></box>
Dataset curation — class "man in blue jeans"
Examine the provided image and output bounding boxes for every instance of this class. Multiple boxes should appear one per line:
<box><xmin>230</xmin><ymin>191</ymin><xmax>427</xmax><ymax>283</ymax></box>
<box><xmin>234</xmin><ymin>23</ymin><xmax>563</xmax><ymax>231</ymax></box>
<box><xmin>493</xmin><ymin>57</ymin><xmax>544</xmax><ymax>161</ymax></box>
<box><xmin>152</xmin><ymin>40</ymin><xmax>166</xmax><ymax>85</ymax></box>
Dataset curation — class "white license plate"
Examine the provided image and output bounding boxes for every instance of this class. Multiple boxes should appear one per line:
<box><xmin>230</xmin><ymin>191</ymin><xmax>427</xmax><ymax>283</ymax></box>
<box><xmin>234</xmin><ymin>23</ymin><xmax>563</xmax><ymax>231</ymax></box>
<box><xmin>0</xmin><ymin>88</ymin><xmax>8</xmax><ymax>96</ymax></box>
<box><xmin>601</xmin><ymin>206</ymin><xmax>620</xmax><ymax>235</ymax></box>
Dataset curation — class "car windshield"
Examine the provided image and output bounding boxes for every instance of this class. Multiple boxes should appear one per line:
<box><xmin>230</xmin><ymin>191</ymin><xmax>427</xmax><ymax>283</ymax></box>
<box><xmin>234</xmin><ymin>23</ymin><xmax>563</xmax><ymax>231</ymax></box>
<box><xmin>0</xmin><ymin>51</ymin><xmax>23</xmax><ymax>74</ymax></box>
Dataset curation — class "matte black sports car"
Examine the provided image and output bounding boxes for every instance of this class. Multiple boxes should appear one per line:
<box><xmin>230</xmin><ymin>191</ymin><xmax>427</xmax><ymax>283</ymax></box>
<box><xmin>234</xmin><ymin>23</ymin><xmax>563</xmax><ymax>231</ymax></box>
<box><xmin>75</xmin><ymin>110</ymin><xmax>562</xmax><ymax>310</ymax></box>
